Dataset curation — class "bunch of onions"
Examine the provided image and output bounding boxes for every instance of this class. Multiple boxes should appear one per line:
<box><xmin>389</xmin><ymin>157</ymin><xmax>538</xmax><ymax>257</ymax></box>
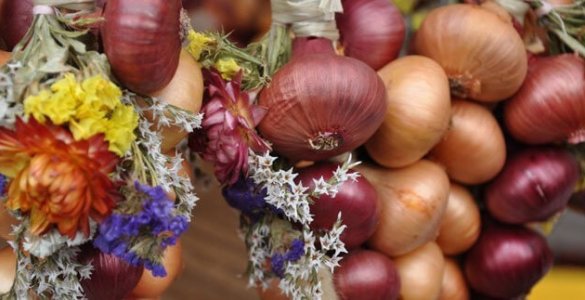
<box><xmin>334</xmin><ymin>250</ymin><xmax>401</xmax><ymax>300</ymax></box>
<box><xmin>336</xmin><ymin>0</ymin><xmax>405</xmax><ymax>70</ymax></box>
<box><xmin>0</xmin><ymin>0</ymin><xmax>33</xmax><ymax>50</ymax></box>
<box><xmin>366</xmin><ymin>55</ymin><xmax>450</xmax><ymax>168</ymax></box>
<box><xmin>77</xmin><ymin>244</ymin><xmax>143</xmax><ymax>300</ymax></box>
<box><xmin>414</xmin><ymin>4</ymin><xmax>527</xmax><ymax>102</ymax></box>
<box><xmin>146</xmin><ymin>50</ymin><xmax>204</xmax><ymax>152</ymax></box>
<box><xmin>360</xmin><ymin>161</ymin><xmax>450</xmax><ymax>257</ymax></box>
<box><xmin>439</xmin><ymin>259</ymin><xmax>469</xmax><ymax>300</ymax></box>
<box><xmin>129</xmin><ymin>240</ymin><xmax>184</xmax><ymax>298</ymax></box>
<box><xmin>102</xmin><ymin>0</ymin><xmax>182</xmax><ymax>94</ymax></box>
<box><xmin>258</xmin><ymin>53</ymin><xmax>387</xmax><ymax>162</ymax></box>
<box><xmin>485</xmin><ymin>147</ymin><xmax>580</xmax><ymax>224</ymax></box>
<box><xmin>394</xmin><ymin>243</ymin><xmax>445</xmax><ymax>300</ymax></box>
<box><xmin>0</xmin><ymin>247</ymin><xmax>16</xmax><ymax>294</ymax></box>
<box><xmin>296</xmin><ymin>162</ymin><xmax>379</xmax><ymax>249</ymax></box>
<box><xmin>505</xmin><ymin>54</ymin><xmax>585</xmax><ymax>144</ymax></box>
<box><xmin>436</xmin><ymin>183</ymin><xmax>481</xmax><ymax>255</ymax></box>
<box><xmin>428</xmin><ymin>100</ymin><xmax>506</xmax><ymax>184</ymax></box>
<box><xmin>465</xmin><ymin>222</ymin><xmax>553</xmax><ymax>299</ymax></box>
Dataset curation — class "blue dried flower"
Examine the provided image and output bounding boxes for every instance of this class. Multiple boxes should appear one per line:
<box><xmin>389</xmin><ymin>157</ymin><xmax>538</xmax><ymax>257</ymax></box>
<box><xmin>222</xmin><ymin>177</ymin><xmax>268</xmax><ymax>220</ymax></box>
<box><xmin>0</xmin><ymin>174</ymin><xmax>7</xmax><ymax>197</ymax></box>
<box><xmin>270</xmin><ymin>239</ymin><xmax>305</xmax><ymax>278</ymax></box>
<box><xmin>94</xmin><ymin>181</ymin><xmax>189</xmax><ymax>277</ymax></box>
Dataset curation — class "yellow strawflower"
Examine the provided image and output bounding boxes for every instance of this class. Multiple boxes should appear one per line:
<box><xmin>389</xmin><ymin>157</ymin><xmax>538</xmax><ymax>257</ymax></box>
<box><xmin>24</xmin><ymin>74</ymin><xmax>139</xmax><ymax>156</ymax></box>
<box><xmin>215</xmin><ymin>57</ymin><xmax>241</xmax><ymax>80</ymax></box>
<box><xmin>186</xmin><ymin>29</ymin><xmax>213</xmax><ymax>60</ymax></box>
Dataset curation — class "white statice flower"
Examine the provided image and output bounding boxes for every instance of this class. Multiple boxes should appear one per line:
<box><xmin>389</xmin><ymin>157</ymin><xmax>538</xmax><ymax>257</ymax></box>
<box><xmin>23</xmin><ymin>221</ymin><xmax>97</xmax><ymax>258</ymax></box>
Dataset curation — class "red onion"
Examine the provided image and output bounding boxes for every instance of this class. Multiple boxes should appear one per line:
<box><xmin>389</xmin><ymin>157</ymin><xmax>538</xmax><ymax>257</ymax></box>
<box><xmin>292</xmin><ymin>37</ymin><xmax>335</xmax><ymax>58</ymax></box>
<box><xmin>0</xmin><ymin>0</ymin><xmax>33</xmax><ymax>50</ymax></box>
<box><xmin>296</xmin><ymin>162</ymin><xmax>379</xmax><ymax>249</ymax></box>
<box><xmin>336</xmin><ymin>0</ymin><xmax>405</xmax><ymax>70</ymax></box>
<box><xmin>505</xmin><ymin>54</ymin><xmax>585</xmax><ymax>144</ymax></box>
<box><xmin>78</xmin><ymin>244</ymin><xmax>143</xmax><ymax>300</ymax></box>
<box><xmin>258</xmin><ymin>54</ymin><xmax>387</xmax><ymax>161</ymax></box>
<box><xmin>485</xmin><ymin>147</ymin><xmax>580</xmax><ymax>224</ymax></box>
<box><xmin>102</xmin><ymin>0</ymin><xmax>182</xmax><ymax>94</ymax></box>
<box><xmin>465</xmin><ymin>222</ymin><xmax>553</xmax><ymax>299</ymax></box>
<box><xmin>334</xmin><ymin>250</ymin><xmax>400</xmax><ymax>300</ymax></box>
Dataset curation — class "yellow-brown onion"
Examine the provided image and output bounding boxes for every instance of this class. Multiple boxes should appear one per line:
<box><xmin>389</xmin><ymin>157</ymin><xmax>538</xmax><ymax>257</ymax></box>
<box><xmin>336</xmin><ymin>0</ymin><xmax>405</xmax><ymax>70</ymax></box>
<box><xmin>394</xmin><ymin>243</ymin><xmax>445</xmax><ymax>300</ymax></box>
<box><xmin>0</xmin><ymin>203</ymin><xmax>16</xmax><ymax>241</ymax></box>
<box><xmin>436</xmin><ymin>183</ymin><xmax>481</xmax><ymax>255</ymax></box>
<box><xmin>361</xmin><ymin>160</ymin><xmax>450</xmax><ymax>257</ymax></box>
<box><xmin>414</xmin><ymin>4</ymin><xmax>527</xmax><ymax>102</ymax></box>
<box><xmin>258</xmin><ymin>54</ymin><xmax>387</xmax><ymax>162</ymax></box>
<box><xmin>128</xmin><ymin>240</ymin><xmax>183</xmax><ymax>298</ymax></box>
<box><xmin>505</xmin><ymin>54</ymin><xmax>585</xmax><ymax>144</ymax></box>
<box><xmin>0</xmin><ymin>247</ymin><xmax>15</xmax><ymax>294</ymax></box>
<box><xmin>428</xmin><ymin>100</ymin><xmax>506</xmax><ymax>184</ymax></box>
<box><xmin>439</xmin><ymin>258</ymin><xmax>470</xmax><ymax>300</ymax></box>
<box><xmin>102</xmin><ymin>0</ymin><xmax>182</xmax><ymax>95</ymax></box>
<box><xmin>366</xmin><ymin>55</ymin><xmax>451</xmax><ymax>168</ymax></box>
<box><xmin>148</xmin><ymin>50</ymin><xmax>204</xmax><ymax>152</ymax></box>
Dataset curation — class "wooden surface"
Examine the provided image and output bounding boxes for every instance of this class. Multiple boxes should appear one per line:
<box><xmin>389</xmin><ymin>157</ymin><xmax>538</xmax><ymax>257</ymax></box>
<box><xmin>164</xmin><ymin>184</ymin><xmax>257</xmax><ymax>300</ymax></box>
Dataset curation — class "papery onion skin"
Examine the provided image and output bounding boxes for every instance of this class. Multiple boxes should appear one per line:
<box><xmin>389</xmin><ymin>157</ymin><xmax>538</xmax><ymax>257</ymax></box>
<box><xmin>258</xmin><ymin>54</ymin><xmax>387</xmax><ymax>162</ymax></box>
<box><xmin>367</xmin><ymin>55</ymin><xmax>450</xmax><ymax>168</ymax></box>
<box><xmin>336</xmin><ymin>0</ymin><xmax>405</xmax><ymax>70</ymax></box>
<box><xmin>361</xmin><ymin>160</ymin><xmax>450</xmax><ymax>257</ymax></box>
<box><xmin>465</xmin><ymin>222</ymin><xmax>553</xmax><ymax>299</ymax></box>
<box><xmin>395</xmin><ymin>242</ymin><xmax>445</xmax><ymax>300</ymax></box>
<box><xmin>505</xmin><ymin>54</ymin><xmax>585</xmax><ymax>144</ymax></box>
<box><xmin>334</xmin><ymin>250</ymin><xmax>401</xmax><ymax>300</ymax></box>
<box><xmin>485</xmin><ymin>147</ymin><xmax>579</xmax><ymax>224</ymax></box>
<box><xmin>296</xmin><ymin>162</ymin><xmax>379</xmax><ymax>249</ymax></box>
<box><xmin>414</xmin><ymin>4</ymin><xmax>527</xmax><ymax>102</ymax></box>
<box><xmin>429</xmin><ymin>100</ymin><xmax>506</xmax><ymax>184</ymax></box>
<box><xmin>440</xmin><ymin>258</ymin><xmax>469</xmax><ymax>300</ymax></box>
<box><xmin>0</xmin><ymin>0</ymin><xmax>33</xmax><ymax>50</ymax></box>
<box><xmin>78</xmin><ymin>244</ymin><xmax>144</xmax><ymax>300</ymax></box>
<box><xmin>0</xmin><ymin>247</ymin><xmax>16</xmax><ymax>294</ymax></box>
<box><xmin>148</xmin><ymin>50</ymin><xmax>204</xmax><ymax>152</ymax></box>
<box><xmin>102</xmin><ymin>0</ymin><xmax>182</xmax><ymax>94</ymax></box>
<box><xmin>129</xmin><ymin>240</ymin><xmax>183</xmax><ymax>298</ymax></box>
<box><xmin>436</xmin><ymin>183</ymin><xmax>481</xmax><ymax>255</ymax></box>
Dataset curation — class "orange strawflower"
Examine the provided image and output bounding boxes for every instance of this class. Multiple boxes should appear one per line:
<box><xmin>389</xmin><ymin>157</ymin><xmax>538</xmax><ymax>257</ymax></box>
<box><xmin>0</xmin><ymin>118</ymin><xmax>119</xmax><ymax>238</ymax></box>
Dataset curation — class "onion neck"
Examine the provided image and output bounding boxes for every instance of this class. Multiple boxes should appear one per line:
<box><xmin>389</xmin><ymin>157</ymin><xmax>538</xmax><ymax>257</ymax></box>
<box><xmin>292</xmin><ymin>37</ymin><xmax>336</xmax><ymax>59</ymax></box>
<box><xmin>308</xmin><ymin>131</ymin><xmax>343</xmax><ymax>151</ymax></box>
<box><xmin>449</xmin><ymin>73</ymin><xmax>481</xmax><ymax>99</ymax></box>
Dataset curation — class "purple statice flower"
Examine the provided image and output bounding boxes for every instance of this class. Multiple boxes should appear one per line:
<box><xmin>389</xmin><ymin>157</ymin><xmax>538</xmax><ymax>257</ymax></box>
<box><xmin>94</xmin><ymin>181</ymin><xmax>189</xmax><ymax>277</ymax></box>
<box><xmin>222</xmin><ymin>177</ymin><xmax>268</xmax><ymax>220</ymax></box>
<box><xmin>270</xmin><ymin>239</ymin><xmax>305</xmax><ymax>278</ymax></box>
<box><xmin>0</xmin><ymin>174</ymin><xmax>7</xmax><ymax>196</ymax></box>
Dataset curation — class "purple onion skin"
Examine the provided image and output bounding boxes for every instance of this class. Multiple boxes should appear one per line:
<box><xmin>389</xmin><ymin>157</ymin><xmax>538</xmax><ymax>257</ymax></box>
<box><xmin>465</xmin><ymin>223</ymin><xmax>553</xmax><ymax>299</ymax></box>
<box><xmin>336</xmin><ymin>0</ymin><xmax>405</xmax><ymax>70</ymax></box>
<box><xmin>485</xmin><ymin>147</ymin><xmax>580</xmax><ymax>224</ymax></box>
<box><xmin>296</xmin><ymin>162</ymin><xmax>379</xmax><ymax>249</ymax></box>
<box><xmin>78</xmin><ymin>244</ymin><xmax>143</xmax><ymax>300</ymax></box>
<box><xmin>0</xmin><ymin>0</ymin><xmax>34</xmax><ymax>50</ymax></box>
<box><xmin>334</xmin><ymin>250</ymin><xmax>401</xmax><ymax>300</ymax></box>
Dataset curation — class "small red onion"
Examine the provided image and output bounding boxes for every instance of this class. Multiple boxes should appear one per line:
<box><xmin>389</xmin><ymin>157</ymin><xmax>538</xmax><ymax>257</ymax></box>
<box><xmin>334</xmin><ymin>250</ymin><xmax>400</xmax><ymax>300</ymax></box>
<box><xmin>296</xmin><ymin>162</ymin><xmax>379</xmax><ymax>249</ymax></box>
<box><xmin>336</xmin><ymin>0</ymin><xmax>405</xmax><ymax>70</ymax></box>
<box><xmin>485</xmin><ymin>147</ymin><xmax>580</xmax><ymax>224</ymax></box>
<box><xmin>465</xmin><ymin>222</ymin><xmax>553</xmax><ymax>299</ymax></box>
<box><xmin>258</xmin><ymin>54</ymin><xmax>387</xmax><ymax>162</ymax></box>
<box><xmin>292</xmin><ymin>37</ymin><xmax>335</xmax><ymax>58</ymax></box>
<box><xmin>505</xmin><ymin>54</ymin><xmax>585</xmax><ymax>144</ymax></box>
<box><xmin>0</xmin><ymin>0</ymin><xmax>33</xmax><ymax>50</ymax></box>
<box><xmin>78</xmin><ymin>244</ymin><xmax>144</xmax><ymax>300</ymax></box>
<box><xmin>102</xmin><ymin>0</ymin><xmax>182</xmax><ymax>94</ymax></box>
